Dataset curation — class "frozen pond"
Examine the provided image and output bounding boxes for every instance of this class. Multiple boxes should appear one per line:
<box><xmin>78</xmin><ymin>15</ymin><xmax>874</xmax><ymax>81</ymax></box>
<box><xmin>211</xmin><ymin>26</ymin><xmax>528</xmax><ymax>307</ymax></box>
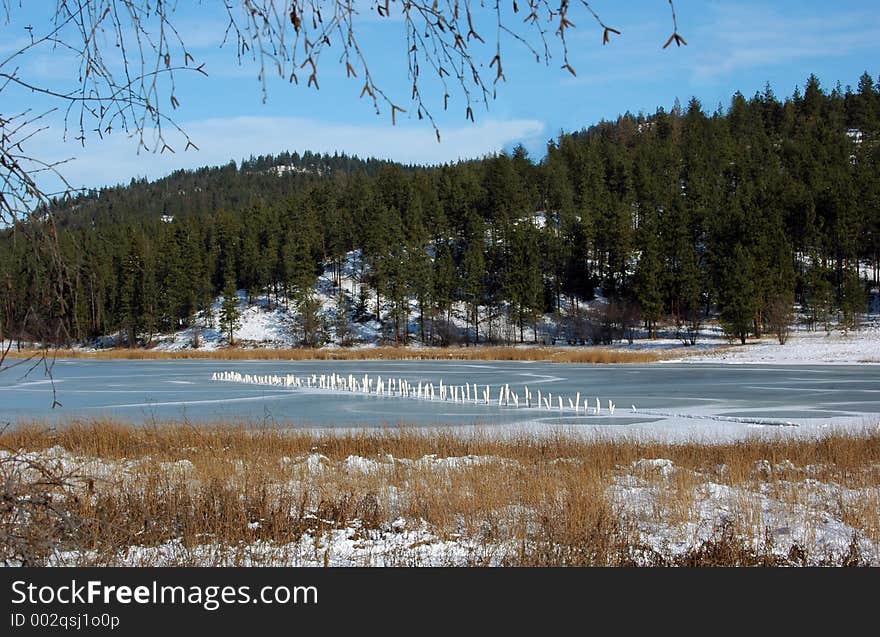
<box><xmin>1</xmin><ymin>359</ymin><xmax>878</xmax><ymax>439</ymax></box>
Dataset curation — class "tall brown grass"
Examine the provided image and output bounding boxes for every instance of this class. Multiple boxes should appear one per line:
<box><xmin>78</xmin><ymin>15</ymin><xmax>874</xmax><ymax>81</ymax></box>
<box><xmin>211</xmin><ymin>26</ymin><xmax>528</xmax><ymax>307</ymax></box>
<box><xmin>9</xmin><ymin>345</ymin><xmax>667</xmax><ymax>364</ymax></box>
<box><xmin>5</xmin><ymin>420</ymin><xmax>879</xmax><ymax>471</ymax></box>
<box><xmin>2</xmin><ymin>420</ymin><xmax>877</xmax><ymax>566</ymax></box>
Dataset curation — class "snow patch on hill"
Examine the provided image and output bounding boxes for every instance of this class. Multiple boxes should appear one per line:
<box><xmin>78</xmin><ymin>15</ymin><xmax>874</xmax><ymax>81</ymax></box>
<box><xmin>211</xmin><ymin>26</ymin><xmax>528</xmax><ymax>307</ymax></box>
<box><xmin>139</xmin><ymin>250</ymin><xmax>880</xmax><ymax>365</ymax></box>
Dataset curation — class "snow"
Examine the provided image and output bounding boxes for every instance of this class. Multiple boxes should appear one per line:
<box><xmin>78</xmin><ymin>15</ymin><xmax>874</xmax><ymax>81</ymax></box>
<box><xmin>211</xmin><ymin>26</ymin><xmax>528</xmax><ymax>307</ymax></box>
<box><xmin>343</xmin><ymin>455</ymin><xmax>383</xmax><ymax>474</ymax></box>
<box><xmin>632</xmin><ymin>458</ymin><xmax>676</xmax><ymax>477</ymax></box>
<box><xmin>20</xmin><ymin>446</ymin><xmax>877</xmax><ymax>567</ymax></box>
<box><xmin>301</xmin><ymin>453</ymin><xmax>331</xmax><ymax>474</ymax></box>
<box><xmin>153</xmin><ymin>292</ymin><xmax>298</xmax><ymax>351</ymax></box>
<box><xmin>608</xmin><ymin>458</ymin><xmax>877</xmax><ymax>564</ymax></box>
<box><xmin>48</xmin><ymin>526</ymin><xmax>485</xmax><ymax>567</ymax></box>
<box><xmin>682</xmin><ymin>321</ymin><xmax>880</xmax><ymax>364</ymax></box>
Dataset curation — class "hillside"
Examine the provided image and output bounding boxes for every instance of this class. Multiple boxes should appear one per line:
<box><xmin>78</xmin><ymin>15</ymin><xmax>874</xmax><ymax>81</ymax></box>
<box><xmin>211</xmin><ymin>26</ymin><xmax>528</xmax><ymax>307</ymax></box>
<box><xmin>2</xmin><ymin>72</ymin><xmax>879</xmax><ymax>355</ymax></box>
<box><xmin>51</xmin><ymin>151</ymin><xmax>396</xmax><ymax>230</ymax></box>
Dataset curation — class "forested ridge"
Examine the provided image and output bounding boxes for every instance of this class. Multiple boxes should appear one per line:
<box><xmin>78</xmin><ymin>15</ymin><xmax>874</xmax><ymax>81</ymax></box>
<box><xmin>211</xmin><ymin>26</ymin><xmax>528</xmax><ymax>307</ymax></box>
<box><xmin>2</xmin><ymin>73</ymin><xmax>878</xmax><ymax>348</ymax></box>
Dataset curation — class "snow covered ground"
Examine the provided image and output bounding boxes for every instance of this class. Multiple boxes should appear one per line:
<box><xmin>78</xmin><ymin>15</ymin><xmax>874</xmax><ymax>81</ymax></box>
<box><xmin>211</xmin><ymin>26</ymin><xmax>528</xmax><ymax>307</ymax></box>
<box><xmin>146</xmin><ymin>295</ymin><xmax>880</xmax><ymax>365</ymax></box>
<box><xmin>149</xmin><ymin>251</ymin><xmax>383</xmax><ymax>351</ymax></box>
<box><xmin>138</xmin><ymin>310</ymin><xmax>880</xmax><ymax>366</ymax></box>
<box><xmin>6</xmin><ymin>445</ymin><xmax>874</xmax><ymax>567</ymax></box>
<box><xmin>681</xmin><ymin>323</ymin><xmax>880</xmax><ymax>364</ymax></box>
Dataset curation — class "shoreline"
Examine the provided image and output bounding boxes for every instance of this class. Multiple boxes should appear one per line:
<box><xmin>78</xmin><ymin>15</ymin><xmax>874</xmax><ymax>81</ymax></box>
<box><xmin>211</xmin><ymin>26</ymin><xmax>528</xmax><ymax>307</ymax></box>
<box><xmin>6</xmin><ymin>324</ymin><xmax>879</xmax><ymax>365</ymax></box>
<box><xmin>4</xmin><ymin>345</ymin><xmax>676</xmax><ymax>364</ymax></box>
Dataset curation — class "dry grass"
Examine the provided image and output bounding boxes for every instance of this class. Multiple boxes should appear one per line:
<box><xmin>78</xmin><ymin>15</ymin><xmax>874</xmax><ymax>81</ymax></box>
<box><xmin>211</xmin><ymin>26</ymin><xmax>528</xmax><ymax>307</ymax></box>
<box><xmin>2</xmin><ymin>420</ymin><xmax>878</xmax><ymax>566</ymax></box>
<box><xmin>9</xmin><ymin>345</ymin><xmax>669</xmax><ymax>364</ymax></box>
<box><xmin>8</xmin><ymin>420</ymin><xmax>879</xmax><ymax>472</ymax></box>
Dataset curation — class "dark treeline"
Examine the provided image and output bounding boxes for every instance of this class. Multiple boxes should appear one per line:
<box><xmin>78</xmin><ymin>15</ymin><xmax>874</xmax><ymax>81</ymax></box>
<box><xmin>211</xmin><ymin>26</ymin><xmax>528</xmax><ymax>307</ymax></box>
<box><xmin>2</xmin><ymin>73</ymin><xmax>878</xmax><ymax>348</ymax></box>
<box><xmin>50</xmin><ymin>150</ymin><xmax>399</xmax><ymax>230</ymax></box>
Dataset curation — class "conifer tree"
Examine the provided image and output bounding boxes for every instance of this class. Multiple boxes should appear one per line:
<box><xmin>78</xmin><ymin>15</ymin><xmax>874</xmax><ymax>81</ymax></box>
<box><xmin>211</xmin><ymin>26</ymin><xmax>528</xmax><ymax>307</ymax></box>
<box><xmin>219</xmin><ymin>275</ymin><xmax>241</xmax><ymax>346</ymax></box>
<box><xmin>840</xmin><ymin>268</ymin><xmax>866</xmax><ymax>332</ymax></box>
<box><xmin>461</xmin><ymin>215</ymin><xmax>486</xmax><ymax>345</ymax></box>
<box><xmin>333</xmin><ymin>290</ymin><xmax>354</xmax><ymax>346</ymax></box>
<box><xmin>296</xmin><ymin>294</ymin><xmax>325</xmax><ymax>348</ymax></box>
<box><xmin>118</xmin><ymin>233</ymin><xmax>144</xmax><ymax>347</ymax></box>
<box><xmin>432</xmin><ymin>240</ymin><xmax>457</xmax><ymax>344</ymax></box>
<box><xmin>718</xmin><ymin>245</ymin><xmax>759</xmax><ymax>344</ymax></box>
<box><xmin>632</xmin><ymin>212</ymin><xmax>665</xmax><ymax>339</ymax></box>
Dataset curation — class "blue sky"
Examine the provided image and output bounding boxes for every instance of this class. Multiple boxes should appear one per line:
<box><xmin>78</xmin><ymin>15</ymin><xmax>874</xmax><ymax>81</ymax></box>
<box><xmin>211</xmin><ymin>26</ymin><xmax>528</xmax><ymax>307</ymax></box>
<box><xmin>5</xmin><ymin>1</ymin><xmax>879</xmax><ymax>191</ymax></box>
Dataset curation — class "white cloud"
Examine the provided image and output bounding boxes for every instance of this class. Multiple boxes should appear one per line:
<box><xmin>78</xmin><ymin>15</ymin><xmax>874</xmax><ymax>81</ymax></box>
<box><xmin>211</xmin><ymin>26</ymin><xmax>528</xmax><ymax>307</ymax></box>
<box><xmin>690</xmin><ymin>5</ymin><xmax>880</xmax><ymax>81</ymax></box>
<box><xmin>26</xmin><ymin>115</ymin><xmax>545</xmax><ymax>191</ymax></box>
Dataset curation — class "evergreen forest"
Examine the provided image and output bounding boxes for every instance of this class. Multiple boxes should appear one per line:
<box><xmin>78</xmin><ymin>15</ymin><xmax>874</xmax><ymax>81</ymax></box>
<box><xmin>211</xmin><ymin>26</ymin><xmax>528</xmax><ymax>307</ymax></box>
<box><xmin>2</xmin><ymin>73</ymin><xmax>878</xmax><ymax>348</ymax></box>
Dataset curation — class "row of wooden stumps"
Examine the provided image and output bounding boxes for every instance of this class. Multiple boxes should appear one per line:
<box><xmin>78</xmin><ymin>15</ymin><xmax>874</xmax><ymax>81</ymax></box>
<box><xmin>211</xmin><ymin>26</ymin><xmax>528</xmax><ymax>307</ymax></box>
<box><xmin>211</xmin><ymin>370</ymin><xmax>627</xmax><ymax>415</ymax></box>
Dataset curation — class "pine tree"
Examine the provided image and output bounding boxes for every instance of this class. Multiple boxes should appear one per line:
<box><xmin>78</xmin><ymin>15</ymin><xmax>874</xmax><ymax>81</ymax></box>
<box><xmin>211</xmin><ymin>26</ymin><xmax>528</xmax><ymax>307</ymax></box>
<box><xmin>806</xmin><ymin>256</ymin><xmax>834</xmax><ymax>332</ymax></box>
<box><xmin>461</xmin><ymin>215</ymin><xmax>486</xmax><ymax>345</ymax></box>
<box><xmin>718</xmin><ymin>245</ymin><xmax>759</xmax><ymax>344</ymax></box>
<box><xmin>677</xmin><ymin>242</ymin><xmax>704</xmax><ymax>345</ymax></box>
<box><xmin>632</xmin><ymin>215</ymin><xmax>665</xmax><ymax>338</ymax></box>
<box><xmin>381</xmin><ymin>207</ymin><xmax>409</xmax><ymax>344</ymax></box>
<box><xmin>219</xmin><ymin>275</ymin><xmax>241</xmax><ymax>345</ymax></box>
<box><xmin>403</xmin><ymin>181</ymin><xmax>433</xmax><ymax>343</ymax></box>
<box><xmin>118</xmin><ymin>233</ymin><xmax>144</xmax><ymax>347</ymax></box>
<box><xmin>141</xmin><ymin>249</ymin><xmax>159</xmax><ymax>346</ymax></box>
<box><xmin>333</xmin><ymin>290</ymin><xmax>354</xmax><ymax>346</ymax></box>
<box><xmin>839</xmin><ymin>267</ymin><xmax>866</xmax><ymax>332</ymax></box>
<box><xmin>296</xmin><ymin>294</ymin><xmax>325</xmax><ymax>348</ymax></box>
<box><xmin>432</xmin><ymin>240</ymin><xmax>456</xmax><ymax>344</ymax></box>
<box><xmin>282</xmin><ymin>203</ymin><xmax>320</xmax><ymax>304</ymax></box>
